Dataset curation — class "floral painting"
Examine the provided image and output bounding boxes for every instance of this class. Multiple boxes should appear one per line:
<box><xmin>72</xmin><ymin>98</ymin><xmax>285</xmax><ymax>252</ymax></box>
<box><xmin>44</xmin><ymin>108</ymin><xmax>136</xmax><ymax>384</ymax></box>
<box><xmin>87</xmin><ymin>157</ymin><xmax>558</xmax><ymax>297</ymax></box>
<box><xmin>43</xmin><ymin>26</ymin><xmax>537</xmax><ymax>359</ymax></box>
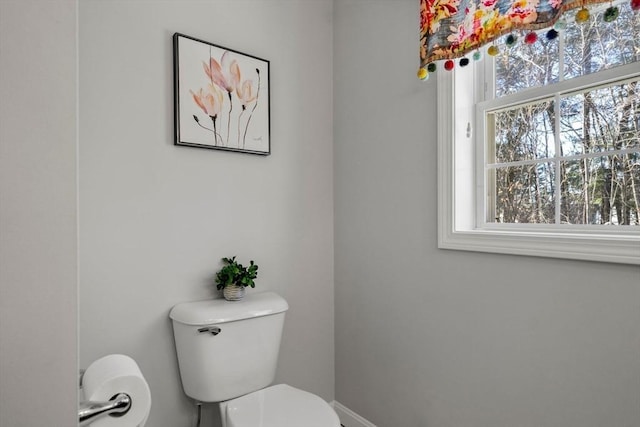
<box><xmin>174</xmin><ymin>33</ymin><xmax>270</xmax><ymax>155</ymax></box>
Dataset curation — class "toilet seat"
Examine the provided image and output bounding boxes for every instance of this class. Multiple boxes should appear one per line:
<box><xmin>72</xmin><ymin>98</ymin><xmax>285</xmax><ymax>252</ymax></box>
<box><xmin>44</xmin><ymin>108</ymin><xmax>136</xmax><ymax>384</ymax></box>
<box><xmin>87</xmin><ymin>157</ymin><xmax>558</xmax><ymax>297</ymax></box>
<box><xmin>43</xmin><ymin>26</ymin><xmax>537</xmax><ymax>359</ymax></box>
<box><xmin>224</xmin><ymin>384</ymin><xmax>340</xmax><ymax>427</ymax></box>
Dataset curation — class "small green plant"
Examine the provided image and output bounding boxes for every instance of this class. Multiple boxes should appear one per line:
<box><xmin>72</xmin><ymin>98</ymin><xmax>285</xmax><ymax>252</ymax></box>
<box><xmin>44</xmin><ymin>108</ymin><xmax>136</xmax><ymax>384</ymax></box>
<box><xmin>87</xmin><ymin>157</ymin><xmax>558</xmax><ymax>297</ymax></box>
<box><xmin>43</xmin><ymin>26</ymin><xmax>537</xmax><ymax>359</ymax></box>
<box><xmin>215</xmin><ymin>256</ymin><xmax>258</xmax><ymax>290</ymax></box>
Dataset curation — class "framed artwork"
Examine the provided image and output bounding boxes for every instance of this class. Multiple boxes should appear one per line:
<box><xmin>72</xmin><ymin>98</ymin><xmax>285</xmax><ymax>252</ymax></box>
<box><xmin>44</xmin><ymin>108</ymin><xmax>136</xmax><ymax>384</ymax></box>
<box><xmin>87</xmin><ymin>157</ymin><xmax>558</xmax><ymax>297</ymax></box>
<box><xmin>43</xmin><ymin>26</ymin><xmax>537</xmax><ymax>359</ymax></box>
<box><xmin>173</xmin><ymin>33</ymin><xmax>270</xmax><ymax>155</ymax></box>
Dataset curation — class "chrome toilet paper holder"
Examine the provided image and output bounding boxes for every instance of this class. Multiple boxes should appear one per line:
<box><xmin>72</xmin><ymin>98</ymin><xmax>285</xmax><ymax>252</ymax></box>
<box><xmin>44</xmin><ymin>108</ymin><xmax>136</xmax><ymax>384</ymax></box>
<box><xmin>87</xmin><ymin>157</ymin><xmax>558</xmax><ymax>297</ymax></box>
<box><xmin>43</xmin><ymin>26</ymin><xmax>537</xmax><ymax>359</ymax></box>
<box><xmin>78</xmin><ymin>370</ymin><xmax>132</xmax><ymax>426</ymax></box>
<box><xmin>78</xmin><ymin>392</ymin><xmax>131</xmax><ymax>426</ymax></box>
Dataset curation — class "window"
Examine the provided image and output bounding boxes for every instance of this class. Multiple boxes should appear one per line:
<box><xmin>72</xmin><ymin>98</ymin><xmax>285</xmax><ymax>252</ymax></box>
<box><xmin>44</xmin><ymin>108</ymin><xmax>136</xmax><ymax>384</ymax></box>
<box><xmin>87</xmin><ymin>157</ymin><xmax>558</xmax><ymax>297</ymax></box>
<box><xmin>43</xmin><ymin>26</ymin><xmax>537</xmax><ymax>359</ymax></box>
<box><xmin>438</xmin><ymin>0</ymin><xmax>640</xmax><ymax>264</ymax></box>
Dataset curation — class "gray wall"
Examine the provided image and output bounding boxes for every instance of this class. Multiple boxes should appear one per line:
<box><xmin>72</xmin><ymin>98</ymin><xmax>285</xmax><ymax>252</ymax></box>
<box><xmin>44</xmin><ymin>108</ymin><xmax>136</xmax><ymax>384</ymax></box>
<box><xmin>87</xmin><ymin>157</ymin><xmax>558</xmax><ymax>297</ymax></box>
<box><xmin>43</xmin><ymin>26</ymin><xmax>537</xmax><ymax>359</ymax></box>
<box><xmin>79</xmin><ymin>1</ymin><xmax>333</xmax><ymax>426</ymax></box>
<box><xmin>3</xmin><ymin>1</ymin><xmax>638</xmax><ymax>426</ymax></box>
<box><xmin>333</xmin><ymin>1</ymin><xmax>640</xmax><ymax>427</ymax></box>
<box><xmin>0</xmin><ymin>1</ymin><xmax>78</xmax><ymax>426</ymax></box>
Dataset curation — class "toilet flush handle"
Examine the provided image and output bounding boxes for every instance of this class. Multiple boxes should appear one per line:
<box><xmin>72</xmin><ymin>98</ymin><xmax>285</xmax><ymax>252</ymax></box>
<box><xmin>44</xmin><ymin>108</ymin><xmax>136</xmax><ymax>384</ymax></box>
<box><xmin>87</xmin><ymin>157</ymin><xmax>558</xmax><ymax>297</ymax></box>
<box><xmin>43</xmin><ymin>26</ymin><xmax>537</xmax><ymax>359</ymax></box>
<box><xmin>198</xmin><ymin>326</ymin><xmax>222</xmax><ymax>336</ymax></box>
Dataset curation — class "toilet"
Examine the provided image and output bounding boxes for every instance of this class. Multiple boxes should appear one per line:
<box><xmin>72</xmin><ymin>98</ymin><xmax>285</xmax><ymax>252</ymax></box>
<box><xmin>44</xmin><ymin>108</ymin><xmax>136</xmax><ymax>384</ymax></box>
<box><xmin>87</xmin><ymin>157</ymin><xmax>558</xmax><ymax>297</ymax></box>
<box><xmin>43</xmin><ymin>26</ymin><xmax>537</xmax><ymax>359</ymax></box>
<box><xmin>169</xmin><ymin>292</ymin><xmax>340</xmax><ymax>427</ymax></box>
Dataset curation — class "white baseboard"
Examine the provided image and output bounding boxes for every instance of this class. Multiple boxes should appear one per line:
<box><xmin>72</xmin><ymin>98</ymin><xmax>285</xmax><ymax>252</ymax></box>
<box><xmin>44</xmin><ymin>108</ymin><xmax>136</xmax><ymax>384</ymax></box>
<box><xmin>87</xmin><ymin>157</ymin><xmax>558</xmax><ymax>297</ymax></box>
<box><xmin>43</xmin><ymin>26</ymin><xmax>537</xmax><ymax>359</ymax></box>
<box><xmin>330</xmin><ymin>401</ymin><xmax>377</xmax><ymax>427</ymax></box>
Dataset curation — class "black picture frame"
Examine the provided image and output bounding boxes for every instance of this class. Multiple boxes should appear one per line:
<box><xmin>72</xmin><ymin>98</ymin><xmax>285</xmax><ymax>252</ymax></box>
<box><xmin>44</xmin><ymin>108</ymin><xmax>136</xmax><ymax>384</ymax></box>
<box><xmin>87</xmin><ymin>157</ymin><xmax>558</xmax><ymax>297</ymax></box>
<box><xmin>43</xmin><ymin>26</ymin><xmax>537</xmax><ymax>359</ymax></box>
<box><xmin>173</xmin><ymin>33</ymin><xmax>271</xmax><ymax>155</ymax></box>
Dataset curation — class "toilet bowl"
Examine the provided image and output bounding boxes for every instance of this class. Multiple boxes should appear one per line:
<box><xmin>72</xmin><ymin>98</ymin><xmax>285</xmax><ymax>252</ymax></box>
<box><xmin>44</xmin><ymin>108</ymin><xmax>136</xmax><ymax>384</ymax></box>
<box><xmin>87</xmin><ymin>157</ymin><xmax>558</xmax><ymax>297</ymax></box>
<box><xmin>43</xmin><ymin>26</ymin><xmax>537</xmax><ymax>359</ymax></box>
<box><xmin>169</xmin><ymin>292</ymin><xmax>340</xmax><ymax>427</ymax></box>
<box><xmin>222</xmin><ymin>384</ymin><xmax>339</xmax><ymax>427</ymax></box>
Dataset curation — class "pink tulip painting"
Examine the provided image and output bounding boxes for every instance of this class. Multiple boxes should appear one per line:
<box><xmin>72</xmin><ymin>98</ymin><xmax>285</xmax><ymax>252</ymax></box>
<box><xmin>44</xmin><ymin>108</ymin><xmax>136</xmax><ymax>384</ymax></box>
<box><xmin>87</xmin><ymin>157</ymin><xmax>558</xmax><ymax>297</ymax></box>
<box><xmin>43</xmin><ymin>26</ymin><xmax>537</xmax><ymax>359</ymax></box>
<box><xmin>236</xmin><ymin>70</ymin><xmax>262</xmax><ymax>149</ymax></box>
<box><xmin>190</xmin><ymin>85</ymin><xmax>224</xmax><ymax>145</ymax></box>
<box><xmin>204</xmin><ymin>53</ymin><xmax>241</xmax><ymax>93</ymax></box>
<box><xmin>174</xmin><ymin>33</ymin><xmax>270</xmax><ymax>155</ymax></box>
<box><xmin>203</xmin><ymin>52</ymin><xmax>241</xmax><ymax>146</ymax></box>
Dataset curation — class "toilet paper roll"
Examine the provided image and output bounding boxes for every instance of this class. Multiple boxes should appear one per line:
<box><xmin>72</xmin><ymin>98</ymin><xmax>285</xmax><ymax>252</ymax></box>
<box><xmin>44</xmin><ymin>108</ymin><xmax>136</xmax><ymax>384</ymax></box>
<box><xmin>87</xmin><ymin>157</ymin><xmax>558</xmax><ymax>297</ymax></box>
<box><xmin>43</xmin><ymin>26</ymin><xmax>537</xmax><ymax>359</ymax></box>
<box><xmin>82</xmin><ymin>354</ymin><xmax>152</xmax><ymax>427</ymax></box>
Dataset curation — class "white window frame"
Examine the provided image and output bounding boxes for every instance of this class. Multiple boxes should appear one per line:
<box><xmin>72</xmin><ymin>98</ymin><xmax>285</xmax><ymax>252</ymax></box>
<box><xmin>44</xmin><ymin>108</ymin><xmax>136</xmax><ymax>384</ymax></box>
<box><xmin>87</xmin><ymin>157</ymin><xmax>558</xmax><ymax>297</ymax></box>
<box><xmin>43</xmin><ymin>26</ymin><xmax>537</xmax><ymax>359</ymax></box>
<box><xmin>437</xmin><ymin>59</ymin><xmax>640</xmax><ymax>265</ymax></box>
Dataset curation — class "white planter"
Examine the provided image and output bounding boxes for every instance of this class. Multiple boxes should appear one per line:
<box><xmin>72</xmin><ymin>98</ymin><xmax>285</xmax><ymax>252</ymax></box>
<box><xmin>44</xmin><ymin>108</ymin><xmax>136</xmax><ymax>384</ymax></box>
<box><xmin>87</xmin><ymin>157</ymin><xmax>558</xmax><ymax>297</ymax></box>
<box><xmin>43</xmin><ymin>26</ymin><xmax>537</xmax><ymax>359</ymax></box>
<box><xmin>222</xmin><ymin>285</ymin><xmax>246</xmax><ymax>301</ymax></box>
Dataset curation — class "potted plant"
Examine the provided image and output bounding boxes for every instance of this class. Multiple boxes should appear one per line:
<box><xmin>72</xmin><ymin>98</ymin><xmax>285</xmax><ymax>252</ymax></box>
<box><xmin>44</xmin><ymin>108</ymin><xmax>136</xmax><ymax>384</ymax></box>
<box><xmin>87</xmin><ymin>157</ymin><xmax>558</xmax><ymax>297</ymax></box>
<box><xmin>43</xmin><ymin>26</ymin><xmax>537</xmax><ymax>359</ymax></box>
<box><xmin>215</xmin><ymin>256</ymin><xmax>258</xmax><ymax>301</ymax></box>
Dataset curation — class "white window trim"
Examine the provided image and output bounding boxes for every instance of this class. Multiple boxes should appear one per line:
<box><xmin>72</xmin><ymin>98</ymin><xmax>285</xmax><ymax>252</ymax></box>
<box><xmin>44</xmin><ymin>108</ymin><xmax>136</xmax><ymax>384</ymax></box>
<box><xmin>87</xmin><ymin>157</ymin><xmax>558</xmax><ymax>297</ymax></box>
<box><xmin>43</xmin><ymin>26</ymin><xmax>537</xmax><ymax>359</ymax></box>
<box><xmin>436</xmin><ymin>65</ymin><xmax>640</xmax><ymax>265</ymax></box>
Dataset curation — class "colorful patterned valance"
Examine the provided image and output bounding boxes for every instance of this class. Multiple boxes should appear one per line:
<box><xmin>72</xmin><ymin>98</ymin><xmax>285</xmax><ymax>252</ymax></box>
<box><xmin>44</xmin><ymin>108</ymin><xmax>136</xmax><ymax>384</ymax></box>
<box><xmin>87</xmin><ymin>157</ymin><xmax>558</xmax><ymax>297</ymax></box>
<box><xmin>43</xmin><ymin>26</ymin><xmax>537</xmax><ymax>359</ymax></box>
<box><xmin>419</xmin><ymin>0</ymin><xmax>640</xmax><ymax>77</ymax></box>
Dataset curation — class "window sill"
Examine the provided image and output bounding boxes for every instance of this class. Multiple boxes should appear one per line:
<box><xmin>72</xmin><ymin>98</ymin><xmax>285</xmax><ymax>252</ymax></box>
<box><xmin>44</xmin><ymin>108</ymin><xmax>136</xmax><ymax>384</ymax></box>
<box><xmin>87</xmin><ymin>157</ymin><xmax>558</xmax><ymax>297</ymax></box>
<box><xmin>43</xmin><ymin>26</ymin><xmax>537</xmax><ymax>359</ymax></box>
<box><xmin>438</xmin><ymin>226</ymin><xmax>640</xmax><ymax>265</ymax></box>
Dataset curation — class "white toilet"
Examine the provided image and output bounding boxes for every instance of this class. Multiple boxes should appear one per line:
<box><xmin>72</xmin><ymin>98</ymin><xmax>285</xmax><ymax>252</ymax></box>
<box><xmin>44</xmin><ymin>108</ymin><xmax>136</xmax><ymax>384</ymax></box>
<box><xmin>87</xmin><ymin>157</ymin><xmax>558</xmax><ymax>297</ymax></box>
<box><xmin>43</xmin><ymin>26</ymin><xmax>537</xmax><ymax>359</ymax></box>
<box><xmin>170</xmin><ymin>291</ymin><xmax>340</xmax><ymax>427</ymax></box>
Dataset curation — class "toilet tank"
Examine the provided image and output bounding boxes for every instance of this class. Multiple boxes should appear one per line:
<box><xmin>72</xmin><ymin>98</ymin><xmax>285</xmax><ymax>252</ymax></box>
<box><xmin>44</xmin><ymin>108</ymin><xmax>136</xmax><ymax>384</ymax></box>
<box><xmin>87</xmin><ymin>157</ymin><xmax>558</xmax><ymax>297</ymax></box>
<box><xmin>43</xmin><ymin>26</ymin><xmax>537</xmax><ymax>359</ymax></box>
<box><xmin>169</xmin><ymin>292</ymin><xmax>289</xmax><ymax>402</ymax></box>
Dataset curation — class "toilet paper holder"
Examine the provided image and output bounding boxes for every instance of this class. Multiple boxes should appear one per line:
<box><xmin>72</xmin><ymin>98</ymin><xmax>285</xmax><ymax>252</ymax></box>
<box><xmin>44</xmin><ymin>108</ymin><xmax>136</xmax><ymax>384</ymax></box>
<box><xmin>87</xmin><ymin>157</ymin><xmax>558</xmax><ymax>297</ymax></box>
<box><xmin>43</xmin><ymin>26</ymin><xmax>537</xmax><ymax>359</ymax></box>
<box><xmin>79</xmin><ymin>370</ymin><xmax>131</xmax><ymax>426</ymax></box>
<box><xmin>78</xmin><ymin>392</ymin><xmax>132</xmax><ymax>426</ymax></box>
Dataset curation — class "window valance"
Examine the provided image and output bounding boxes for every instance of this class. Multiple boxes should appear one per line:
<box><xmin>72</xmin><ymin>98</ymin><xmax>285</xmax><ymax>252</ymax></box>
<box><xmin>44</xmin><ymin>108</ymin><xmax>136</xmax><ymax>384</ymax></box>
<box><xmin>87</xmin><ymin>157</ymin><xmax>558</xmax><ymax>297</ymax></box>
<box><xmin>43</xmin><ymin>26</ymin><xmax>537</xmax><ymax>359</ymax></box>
<box><xmin>419</xmin><ymin>0</ymin><xmax>640</xmax><ymax>78</ymax></box>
